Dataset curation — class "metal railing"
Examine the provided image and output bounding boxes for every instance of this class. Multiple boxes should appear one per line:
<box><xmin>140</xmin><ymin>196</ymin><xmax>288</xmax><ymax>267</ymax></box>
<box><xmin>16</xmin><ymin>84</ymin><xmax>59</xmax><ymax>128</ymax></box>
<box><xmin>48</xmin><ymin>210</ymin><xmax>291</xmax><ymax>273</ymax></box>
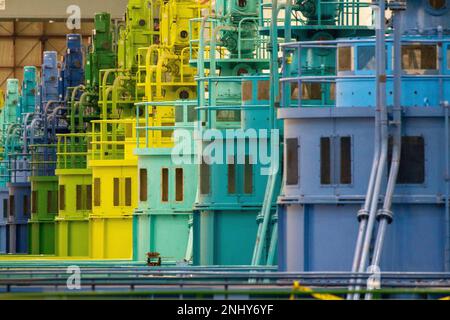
<box><xmin>57</xmin><ymin>133</ymin><xmax>92</xmax><ymax>170</ymax></box>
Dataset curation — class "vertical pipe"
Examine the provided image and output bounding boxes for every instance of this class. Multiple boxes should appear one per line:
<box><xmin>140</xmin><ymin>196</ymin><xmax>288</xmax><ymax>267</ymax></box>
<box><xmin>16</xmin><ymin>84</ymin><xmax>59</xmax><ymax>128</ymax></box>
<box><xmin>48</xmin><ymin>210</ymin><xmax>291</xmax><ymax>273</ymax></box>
<box><xmin>446</xmin><ymin>101</ymin><xmax>450</xmax><ymax>272</ymax></box>
<box><xmin>348</xmin><ymin>2</ymin><xmax>383</xmax><ymax>299</ymax></box>
<box><xmin>366</xmin><ymin>6</ymin><xmax>404</xmax><ymax>299</ymax></box>
<box><xmin>353</xmin><ymin>0</ymin><xmax>387</xmax><ymax>299</ymax></box>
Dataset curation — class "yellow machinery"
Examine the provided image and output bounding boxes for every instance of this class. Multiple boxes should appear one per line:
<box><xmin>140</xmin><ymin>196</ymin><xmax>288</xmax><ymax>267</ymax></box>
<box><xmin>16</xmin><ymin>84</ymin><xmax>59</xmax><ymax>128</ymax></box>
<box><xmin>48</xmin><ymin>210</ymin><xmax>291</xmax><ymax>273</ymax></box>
<box><xmin>133</xmin><ymin>0</ymin><xmax>207</xmax><ymax>262</ymax></box>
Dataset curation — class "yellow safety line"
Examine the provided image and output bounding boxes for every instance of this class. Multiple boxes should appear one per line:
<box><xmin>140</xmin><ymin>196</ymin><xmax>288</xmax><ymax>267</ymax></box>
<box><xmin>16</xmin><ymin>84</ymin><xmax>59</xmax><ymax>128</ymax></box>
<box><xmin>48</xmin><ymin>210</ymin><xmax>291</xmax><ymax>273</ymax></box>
<box><xmin>439</xmin><ymin>296</ymin><xmax>450</xmax><ymax>300</ymax></box>
<box><xmin>290</xmin><ymin>281</ymin><xmax>344</xmax><ymax>300</ymax></box>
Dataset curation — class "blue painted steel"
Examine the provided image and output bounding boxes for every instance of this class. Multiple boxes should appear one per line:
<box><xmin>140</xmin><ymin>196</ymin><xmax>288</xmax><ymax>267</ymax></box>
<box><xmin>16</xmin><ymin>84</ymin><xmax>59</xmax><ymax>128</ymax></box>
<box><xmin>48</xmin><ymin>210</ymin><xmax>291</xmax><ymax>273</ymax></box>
<box><xmin>59</xmin><ymin>34</ymin><xmax>84</xmax><ymax>101</ymax></box>
<box><xmin>278</xmin><ymin>0</ymin><xmax>450</xmax><ymax>275</ymax></box>
<box><xmin>6</xmin><ymin>66</ymin><xmax>37</xmax><ymax>253</ymax></box>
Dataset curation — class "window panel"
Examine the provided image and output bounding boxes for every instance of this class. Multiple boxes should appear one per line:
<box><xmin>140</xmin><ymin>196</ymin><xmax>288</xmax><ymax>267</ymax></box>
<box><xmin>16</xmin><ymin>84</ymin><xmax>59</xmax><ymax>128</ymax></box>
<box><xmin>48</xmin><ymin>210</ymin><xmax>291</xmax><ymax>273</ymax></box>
<box><xmin>162</xmin><ymin>169</ymin><xmax>169</xmax><ymax>202</ymax></box>
<box><xmin>320</xmin><ymin>137</ymin><xmax>331</xmax><ymax>185</ymax></box>
<box><xmin>113</xmin><ymin>178</ymin><xmax>120</xmax><ymax>206</ymax></box>
<box><xmin>388</xmin><ymin>136</ymin><xmax>425</xmax><ymax>184</ymax></box>
<box><xmin>86</xmin><ymin>185</ymin><xmax>92</xmax><ymax>211</ymax></box>
<box><xmin>140</xmin><ymin>169</ymin><xmax>148</xmax><ymax>202</ymax></box>
<box><xmin>338</xmin><ymin>46</ymin><xmax>353</xmax><ymax>72</ymax></box>
<box><xmin>200</xmin><ymin>158</ymin><xmax>211</xmax><ymax>195</ymax></box>
<box><xmin>59</xmin><ymin>185</ymin><xmax>66</xmax><ymax>211</ymax></box>
<box><xmin>125</xmin><ymin>178</ymin><xmax>132</xmax><ymax>206</ymax></box>
<box><xmin>340</xmin><ymin>137</ymin><xmax>352</xmax><ymax>184</ymax></box>
<box><xmin>175</xmin><ymin>168</ymin><xmax>184</xmax><ymax>202</ymax></box>
<box><xmin>94</xmin><ymin>178</ymin><xmax>101</xmax><ymax>207</ymax></box>
<box><xmin>286</xmin><ymin>138</ymin><xmax>299</xmax><ymax>186</ymax></box>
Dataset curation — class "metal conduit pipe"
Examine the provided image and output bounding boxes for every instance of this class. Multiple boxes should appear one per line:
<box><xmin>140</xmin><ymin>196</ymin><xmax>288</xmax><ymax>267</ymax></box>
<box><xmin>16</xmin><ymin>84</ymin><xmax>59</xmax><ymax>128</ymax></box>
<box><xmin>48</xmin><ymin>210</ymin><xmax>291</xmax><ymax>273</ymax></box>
<box><xmin>347</xmin><ymin>0</ymin><xmax>384</xmax><ymax>299</ymax></box>
<box><xmin>367</xmin><ymin>5</ymin><xmax>405</xmax><ymax>301</ymax></box>
<box><xmin>353</xmin><ymin>0</ymin><xmax>388</xmax><ymax>300</ymax></box>
<box><xmin>69</xmin><ymin>85</ymin><xmax>85</xmax><ymax>132</ymax></box>
<box><xmin>22</xmin><ymin>113</ymin><xmax>35</xmax><ymax>152</ymax></box>
<box><xmin>29</xmin><ymin>118</ymin><xmax>43</xmax><ymax>145</ymax></box>
<box><xmin>77</xmin><ymin>91</ymin><xmax>93</xmax><ymax>131</ymax></box>
<box><xmin>252</xmin><ymin>0</ymin><xmax>292</xmax><ymax>267</ymax></box>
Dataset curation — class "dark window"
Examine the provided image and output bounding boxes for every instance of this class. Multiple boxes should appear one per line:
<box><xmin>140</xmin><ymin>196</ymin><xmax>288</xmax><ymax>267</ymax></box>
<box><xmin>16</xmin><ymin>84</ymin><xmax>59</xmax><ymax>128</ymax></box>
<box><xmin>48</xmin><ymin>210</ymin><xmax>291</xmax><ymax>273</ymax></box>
<box><xmin>244</xmin><ymin>156</ymin><xmax>253</xmax><ymax>194</ymax></box>
<box><xmin>175</xmin><ymin>168</ymin><xmax>184</xmax><ymax>202</ymax></box>
<box><xmin>357</xmin><ymin>46</ymin><xmax>376</xmax><ymax>70</ymax></box>
<box><xmin>140</xmin><ymin>169</ymin><xmax>148</xmax><ymax>202</ymax></box>
<box><xmin>200</xmin><ymin>158</ymin><xmax>211</xmax><ymax>195</ymax></box>
<box><xmin>9</xmin><ymin>195</ymin><xmax>14</xmax><ymax>217</ymax></box>
<box><xmin>59</xmin><ymin>185</ymin><xmax>66</xmax><ymax>211</ymax></box>
<box><xmin>402</xmin><ymin>45</ymin><xmax>437</xmax><ymax>70</ymax></box>
<box><xmin>2</xmin><ymin>199</ymin><xmax>7</xmax><ymax>218</ymax></box>
<box><xmin>94</xmin><ymin>178</ymin><xmax>101</xmax><ymax>207</ymax></box>
<box><xmin>47</xmin><ymin>191</ymin><xmax>57</xmax><ymax>214</ymax></box>
<box><xmin>228</xmin><ymin>162</ymin><xmax>236</xmax><ymax>194</ymax></box>
<box><xmin>23</xmin><ymin>195</ymin><xmax>29</xmax><ymax>216</ymax></box>
<box><xmin>321</xmin><ymin>136</ymin><xmax>352</xmax><ymax>185</ymax></box>
<box><xmin>340</xmin><ymin>137</ymin><xmax>352</xmax><ymax>184</ymax></box>
<box><xmin>162</xmin><ymin>169</ymin><xmax>169</xmax><ymax>202</ymax></box>
<box><xmin>388</xmin><ymin>136</ymin><xmax>425</xmax><ymax>184</ymax></box>
<box><xmin>302</xmin><ymin>83</ymin><xmax>322</xmax><ymax>100</ymax></box>
<box><xmin>286</xmin><ymin>138</ymin><xmax>299</xmax><ymax>186</ymax></box>
<box><xmin>113</xmin><ymin>178</ymin><xmax>120</xmax><ymax>206</ymax></box>
<box><xmin>320</xmin><ymin>137</ymin><xmax>331</xmax><ymax>185</ymax></box>
<box><xmin>76</xmin><ymin>185</ymin><xmax>83</xmax><ymax>211</ymax></box>
<box><xmin>125</xmin><ymin>177</ymin><xmax>132</xmax><ymax>206</ymax></box>
<box><xmin>86</xmin><ymin>185</ymin><xmax>92</xmax><ymax>211</ymax></box>
<box><xmin>338</xmin><ymin>46</ymin><xmax>353</xmax><ymax>72</ymax></box>
<box><xmin>32</xmin><ymin>191</ymin><xmax>37</xmax><ymax>214</ymax></box>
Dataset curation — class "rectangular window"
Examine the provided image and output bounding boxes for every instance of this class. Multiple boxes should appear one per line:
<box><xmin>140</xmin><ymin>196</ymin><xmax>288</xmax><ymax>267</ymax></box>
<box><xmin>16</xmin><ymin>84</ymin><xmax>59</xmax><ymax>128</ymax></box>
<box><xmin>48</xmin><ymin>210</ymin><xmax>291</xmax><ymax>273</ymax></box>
<box><xmin>86</xmin><ymin>185</ymin><xmax>92</xmax><ymax>211</ymax></box>
<box><xmin>32</xmin><ymin>191</ymin><xmax>37</xmax><ymax>214</ymax></box>
<box><xmin>47</xmin><ymin>191</ymin><xmax>57</xmax><ymax>214</ymax></box>
<box><xmin>161</xmin><ymin>169</ymin><xmax>169</xmax><ymax>202</ymax></box>
<box><xmin>448</xmin><ymin>47</ymin><xmax>450</xmax><ymax>70</ymax></box>
<box><xmin>302</xmin><ymin>83</ymin><xmax>322</xmax><ymax>100</ymax></box>
<box><xmin>2</xmin><ymin>199</ymin><xmax>7</xmax><ymax>218</ymax></box>
<box><xmin>140</xmin><ymin>169</ymin><xmax>148</xmax><ymax>202</ymax></box>
<box><xmin>244</xmin><ymin>156</ymin><xmax>253</xmax><ymax>194</ymax></box>
<box><xmin>94</xmin><ymin>178</ymin><xmax>101</xmax><ymax>207</ymax></box>
<box><xmin>402</xmin><ymin>45</ymin><xmax>437</xmax><ymax>70</ymax></box>
<box><xmin>9</xmin><ymin>195</ymin><xmax>14</xmax><ymax>217</ymax></box>
<box><xmin>76</xmin><ymin>185</ymin><xmax>83</xmax><ymax>211</ymax></box>
<box><xmin>228</xmin><ymin>162</ymin><xmax>236</xmax><ymax>194</ymax></box>
<box><xmin>338</xmin><ymin>46</ymin><xmax>353</xmax><ymax>72</ymax></box>
<box><xmin>357</xmin><ymin>46</ymin><xmax>376</xmax><ymax>70</ymax></box>
<box><xmin>320</xmin><ymin>137</ymin><xmax>331</xmax><ymax>185</ymax></box>
<box><xmin>340</xmin><ymin>137</ymin><xmax>352</xmax><ymax>184</ymax></box>
<box><xmin>125</xmin><ymin>177</ymin><xmax>132</xmax><ymax>206</ymax></box>
<box><xmin>217</xmin><ymin>110</ymin><xmax>241</xmax><ymax>122</ymax></box>
<box><xmin>200</xmin><ymin>158</ymin><xmax>211</xmax><ymax>195</ymax></box>
<box><xmin>23</xmin><ymin>195</ymin><xmax>29</xmax><ymax>216</ymax></box>
<box><xmin>175</xmin><ymin>168</ymin><xmax>184</xmax><ymax>202</ymax></box>
<box><xmin>59</xmin><ymin>185</ymin><xmax>66</xmax><ymax>211</ymax></box>
<box><xmin>113</xmin><ymin>178</ymin><xmax>120</xmax><ymax>206</ymax></box>
<box><xmin>321</xmin><ymin>136</ymin><xmax>352</xmax><ymax>185</ymax></box>
<box><xmin>388</xmin><ymin>136</ymin><xmax>425</xmax><ymax>184</ymax></box>
<box><xmin>286</xmin><ymin>138</ymin><xmax>299</xmax><ymax>186</ymax></box>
